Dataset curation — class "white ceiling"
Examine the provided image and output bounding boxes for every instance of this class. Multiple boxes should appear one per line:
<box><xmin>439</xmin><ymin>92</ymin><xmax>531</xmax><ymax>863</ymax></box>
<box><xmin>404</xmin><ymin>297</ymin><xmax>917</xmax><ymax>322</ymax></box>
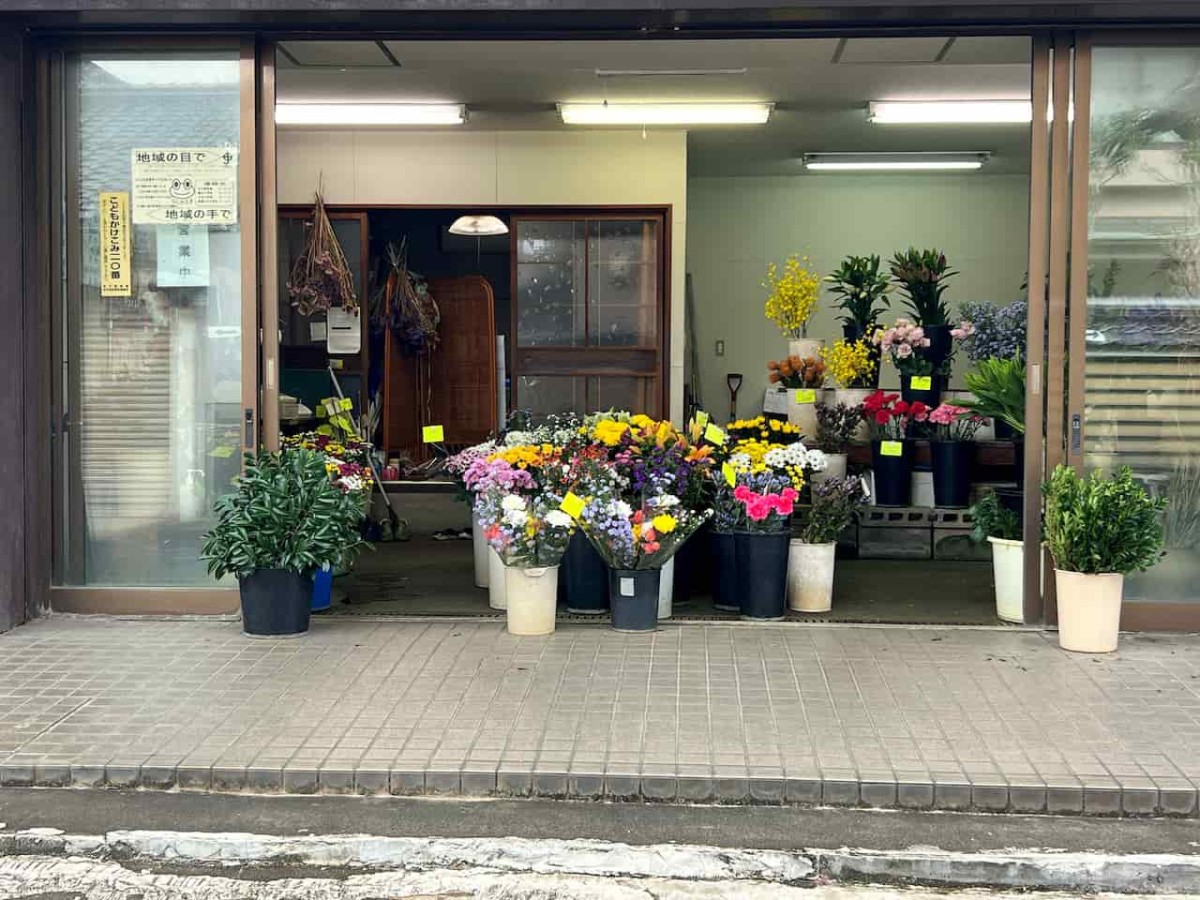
<box><xmin>276</xmin><ymin>37</ymin><xmax>1034</xmax><ymax>176</ymax></box>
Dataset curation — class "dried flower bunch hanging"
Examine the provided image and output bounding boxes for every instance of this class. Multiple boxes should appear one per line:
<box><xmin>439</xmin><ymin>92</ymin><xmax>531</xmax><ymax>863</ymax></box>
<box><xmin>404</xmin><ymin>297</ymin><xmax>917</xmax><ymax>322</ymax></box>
<box><xmin>287</xmin><ymin>192</ymin><xmax>358</xmax><ymax>316</ymax></box>
<box><xmin>373</xmin><ymin>239</ymin><xmax>440</xmax><ymax>356</ymax></box>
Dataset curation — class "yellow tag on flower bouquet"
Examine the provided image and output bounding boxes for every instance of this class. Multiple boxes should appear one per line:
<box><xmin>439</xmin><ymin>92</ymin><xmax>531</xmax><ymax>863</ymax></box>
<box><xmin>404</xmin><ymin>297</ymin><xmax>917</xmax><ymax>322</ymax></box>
<box><xmin>795</xmin><ymin>388</ymin><xmax>816</xmax><ymax>404</ymax></box>
<box><xmin>880</xmin><ymin>440</ymin><xmax>904</xmax><ymax>457</ymax></box>
<box><xmin>560</xmin><ymin>492</ymin><xmax>586</xmax><ymax>519</ymax></box>
<box><xmin>695</xmin><ymin>410</ymin><xmax>710</xmax><ymax>428</ymax></box>
<box><xmin>722</xmin><ymin>461</ymin><xmax>736</xmax><ymax>487</ymax></box>
<box><xmin>704</xmin><ymin>423</ymin><xmax>726</xmax><ymax>445</ymax></box>
<box><xmin>909</xmin><ymin>376</ymin><xmax>932</xmax><ymax>391</ymax></box>
<box><xmin>422</xmin><ymin>424</ymin><xmax>445</xmax><ymax>443</ymax></box>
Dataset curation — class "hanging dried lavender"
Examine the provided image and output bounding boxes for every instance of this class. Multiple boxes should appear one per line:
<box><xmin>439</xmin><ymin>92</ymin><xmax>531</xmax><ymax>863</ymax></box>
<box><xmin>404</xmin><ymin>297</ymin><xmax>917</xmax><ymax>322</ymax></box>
<box><xmin>287</xmin><ymin>192</ymin><xmax>358</xmax><ymax>316</ymax></box>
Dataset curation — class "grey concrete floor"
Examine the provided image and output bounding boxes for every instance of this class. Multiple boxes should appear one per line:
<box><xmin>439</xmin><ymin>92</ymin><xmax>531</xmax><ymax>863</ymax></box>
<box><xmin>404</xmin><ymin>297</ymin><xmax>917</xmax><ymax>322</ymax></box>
<box><xmin>0</xmin><ymin>617</ymin><xmax>1197</xmax><ymax>815</ymax></box>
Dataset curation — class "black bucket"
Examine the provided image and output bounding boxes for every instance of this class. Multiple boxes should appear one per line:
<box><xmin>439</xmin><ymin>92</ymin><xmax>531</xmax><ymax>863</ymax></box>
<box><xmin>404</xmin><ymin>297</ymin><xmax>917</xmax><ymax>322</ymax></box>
<box><xmin>923</xmin><ymin>323</ymin><xmax>953</xmax><ymax>372</ymax></box>
<box><xmin>711</xmin><ymin>530</ymin><xmax>740</xmax><ymax>611</ymax></box>
<box><xmin>931</xmin><ymin>440</ymin><xmax>973</xmax><ymax>508</ymax></box>
<box><xmin>735</xmin><ymin>531</ymin><xmax>790</xmax><ymax>620</ymax></box>
<box><xmin>671</xmin><ymin>522</ymin><xmax>708</xmax><ymax>607</ymax></box>
<box><xmin>239</xmin><ymin>568</ymin><xmax>312</xmax><ymax>637</ymax></box>
<box><xmin>900</xmin><ymin>373</ymin><xmax>944</xmax><ymax>409</ymax></box>
<box><xmin>561</xmin><ymin>531</ymin><xmax>609</xmax><ymax>614</ymax></box>
<box><xmin>870</xmin><ymin>440</ymin><xmax>914</xmax><ymax>507</ymax></box>
<box><xmin>608</xmin><ymin>568</ymin><xmax>660</xmax><ymax>632</ymax></box>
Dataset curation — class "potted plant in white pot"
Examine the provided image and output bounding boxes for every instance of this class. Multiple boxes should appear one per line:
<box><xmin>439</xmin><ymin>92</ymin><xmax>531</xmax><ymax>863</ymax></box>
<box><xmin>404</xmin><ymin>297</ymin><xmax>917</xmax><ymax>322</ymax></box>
<box><xmin>202</xmin><ymin>449</ymin><xmax>367</xmax><ymax>637</ymax></box>
<box><xmin>812</xmin><ymin>402</ymin><xmax>862</xmax><ymax>486</ymax></box>
<box><xmin>969</xmin><ymin>492</ymin><xmax>1026</xmax><ymax>624</ymax></box>
<box><xmin>763</xmin><ymin>254</ymin><xmax>821</xmax><ymax>358</ymax></box>
<box><xmin>1044</xmin><ymin>465</ymin><xmax>1166</xmax><ymax>653</ymax></box>
<box><xmin>789</xmin><ymin>476</ymin><xmax>866</xmax><ymax>613</ymax></box>
<box><xmin>479</xmin><ymin>490</ymin><xmax>575</xmax><ymax>636</ymax></box>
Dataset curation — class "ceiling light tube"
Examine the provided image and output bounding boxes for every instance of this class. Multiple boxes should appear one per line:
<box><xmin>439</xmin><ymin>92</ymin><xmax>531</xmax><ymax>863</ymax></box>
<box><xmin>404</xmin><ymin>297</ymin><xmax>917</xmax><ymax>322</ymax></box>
<box><xmin>868</xmin><ymin>100</ymin><xmax>1032</xmax><ymax>124</ymax></box>
<box><xmin>803</xmin><ymin>152</ymin><xmax>990</xmax><ymax>172</ymax></box>
<box><xmin>275</xmin><ymin>103</ymin><xmax>466</xmax><ymax>126</ymax></box>
<box><xmin>558</xmin><ymin>102</ymin><xmax>773</xmax><ymax>126</ymax></box>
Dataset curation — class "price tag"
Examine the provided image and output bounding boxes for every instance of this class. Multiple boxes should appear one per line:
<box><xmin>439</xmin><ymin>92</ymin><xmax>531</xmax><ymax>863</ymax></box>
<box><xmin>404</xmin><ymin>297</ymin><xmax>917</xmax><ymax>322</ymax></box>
<box><xmin>704</xmin><ymin>423</ymin><xmax>726</xmax><ymax>445</ymax></box>
<box><xmin>422</xmin><ymin>424</ymin><xmax>445</xmax><ymax>443</ymax></box>
<box><xmin>880</xmin><ymin>440</ymin><xmax>904</xmax><ymax>457</ymax></box>
<box><xmin>909</xmin><ymin>376</ymin><xmax>932</xmax><ymax>391</ymax></box>
<box><xmin>695</xmin><ymin>410</ymin><xmax>710</xmax><ymax>428</ymax></box>
<box><xmin>722</xmin><ymin>461</ymin><xmax>736</xmax><ymax>487</ymax></box>
<box><xmin>620</xmin><ymin>577</ymin><xmax>635</xmax><ymax>597</ymax></box>
<box><xmin>794</xmin><ymin>388</ymin><xmax>816</xmax><ymax>404</ymax></box>
<box><xmin>560</xmin><ymin>492</ymin><xmax>586</xmax><ymax>519</ymax></box>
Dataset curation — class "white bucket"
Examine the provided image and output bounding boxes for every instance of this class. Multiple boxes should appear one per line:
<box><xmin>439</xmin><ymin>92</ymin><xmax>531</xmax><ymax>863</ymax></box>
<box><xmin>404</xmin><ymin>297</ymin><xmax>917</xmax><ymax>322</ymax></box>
<box><xmin>810</xmin><ymin>452</ymin><xmax>847</xmax><ymax>487</ymax></box>
<box><xmin>488</xmin><ymin>548</ymin><xmax>507</xmax><ymax>610</ymax></box>
<box><xmin>786</xmin><ymin>393</ymin><xmax>819</xmax><ymax>440</ymax></box>
<box><xmin>788</xmin><ymin>338</ymin><xmax>822</xmax><ymax>359</ymax></box>
<box><xmin>1055</xmin><ymin>569</ymin><xmax>1124</xmax><ymax>653</ymax></box>
<box><xmin>988</xmin><ymin>536</ymin><xmax>1025</xmax><ymax>623</ymax></box>
<box><xmin>787</xmin><ymin>540</ymin><xmax>837</xmax><ymax>613</ymax></box>
<box><xmin>505</xmin><ymin>565</ymin><xmax>559</xmax><ymax>636</ymax></box>
<box><xmin>472</xmin><ymin>510</ymin><xmax>489</xmax><ymax>589</ymax></box>
<box><xmin>657</xmin><ymin>557</ymin><xmax>675</xmax><ymax>620</ymax></box>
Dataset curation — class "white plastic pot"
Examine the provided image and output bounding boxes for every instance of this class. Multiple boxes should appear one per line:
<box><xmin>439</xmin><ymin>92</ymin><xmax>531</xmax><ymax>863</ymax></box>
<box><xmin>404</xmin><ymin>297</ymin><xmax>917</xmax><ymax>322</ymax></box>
<box><xmin>472</xmin><ymin>510</ymin><xmax>489</xmax><ymax>589</ymax></box>
<box><xmin>789</xmin><ymin>338</ymin><xmax>822</xmax><ymax>359</ymax></box>
<box><xmin>504</xmin><ymin>565</ymin><xmax>559</xmax><ymax>636</ymax></box>
<box><xmin>810</xmin><ymin>452</ymin><xmax>847</xmax><ymax>487</ymax></box>
<box><xmin>658</xmin><ymin>557</ymin><xmax>676</xmax><ymax>620</ymax></box>
<box><xmin>488</xmin><ymin>548</ymin><xmax>507</xmax><ymax>610</ymax></box>
<box><xmin>988</xmin><ymin>536</ymin><xmax>1025</xmax><ymax>623</ymax></box>
<box><xmin>1055</xmin><ymin>569</ymin><xmax>1124</xmax><ymax>653</ymax></box>
<box><xmin>787</xmin><ymin>539</ymin><xmax>837</xmax><ymax>613</ymax></box>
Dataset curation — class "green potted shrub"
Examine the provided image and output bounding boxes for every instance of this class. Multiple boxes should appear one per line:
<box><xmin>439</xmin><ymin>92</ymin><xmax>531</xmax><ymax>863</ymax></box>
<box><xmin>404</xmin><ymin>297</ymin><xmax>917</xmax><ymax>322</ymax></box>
<box><xmin>970</xmin><ymin>492</ymin><xmax>1026</xmax><ymax>624</ymax></box>
<box><xmin>202</xmin><ymin>449</ymin><xmax>368</xmax><ymax>637</ymax></box>
<box><xmin>1043</xmin><ymin>465</ymin><xmax>1166</xmax><ymax>653</ymax></box>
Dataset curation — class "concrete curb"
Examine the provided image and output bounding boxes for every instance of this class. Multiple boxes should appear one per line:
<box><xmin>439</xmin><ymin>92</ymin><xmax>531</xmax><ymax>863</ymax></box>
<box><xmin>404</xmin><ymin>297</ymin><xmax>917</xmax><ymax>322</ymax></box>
<box><xmin>2</xmin><ymin>828</ymin><xmax>1200</xmax><ymax>893</ymax></box>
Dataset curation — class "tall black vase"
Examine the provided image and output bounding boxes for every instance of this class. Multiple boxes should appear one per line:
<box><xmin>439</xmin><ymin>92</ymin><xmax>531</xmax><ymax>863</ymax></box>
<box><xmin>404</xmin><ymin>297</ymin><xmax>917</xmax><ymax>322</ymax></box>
<box><xmin>843</xmin><ymin>323</ymin><xmax>882</xmax><ymax>388</ymax></box>
<box><xmin>923</xmin><ymin>323</ymin><xmax>953</xmax><ymax>374</ymax></box>
<box><xmin>672</xmin><ymin>520</ymin><xmax>710</xmax><ymax>607</ymax></box>
<box><xmin>930</xmin><ymin>440</ymin><xmax>973</xmax><ymax>508</ymax></box>
<box><xmin>560</xmin><ymin>531</ymin><xmax>608</xmax><ymax>614</ymax></box>
<box><xmin>900</xmin><ymin>373</ymin><xmax>944</xmax><ymax>408</ymax></box>
<box><xmin>871</xmin><ymin>439</ymin><xmax>914</xmax><ymax>506</ymax></box>
<box><xmin>735</xmin><ymin>531</ymin><xmax>790</xmax><ymax>620</ymax></box>
<box><xmin>711</xmin><ymin>530</ymin><xmax>740</xmax><ymax>611</ymax></box>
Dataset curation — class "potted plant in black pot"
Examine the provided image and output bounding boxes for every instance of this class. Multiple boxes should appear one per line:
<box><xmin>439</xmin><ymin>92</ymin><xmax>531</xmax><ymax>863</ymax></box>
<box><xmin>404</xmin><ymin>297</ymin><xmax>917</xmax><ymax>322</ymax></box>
<box><xmin>863</xmin><ymin>389</ymin><xmax>928</xmax><ymax>507</ymax></box>
<box><xmin>825</xmin><ymin>253</ymin><xmax>892</xmax><ymax>385</ymax></box>
<box><xmin>202</xmin><ymin>449</ymin><xmax>368</xmax><ymax>637</ymax></box>
<box><xmin>927</xmin><ymin>403</ymin><xmax>987</xmax><ymax>508</ymax></box>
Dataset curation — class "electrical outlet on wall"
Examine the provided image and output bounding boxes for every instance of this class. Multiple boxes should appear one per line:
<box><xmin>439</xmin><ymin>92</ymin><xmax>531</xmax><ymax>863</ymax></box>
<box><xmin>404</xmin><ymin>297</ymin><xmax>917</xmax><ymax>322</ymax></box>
<box><xmin>715</xmin><ymin>340</ymin><xmax>725</xmax><ymax>357</ymax></box>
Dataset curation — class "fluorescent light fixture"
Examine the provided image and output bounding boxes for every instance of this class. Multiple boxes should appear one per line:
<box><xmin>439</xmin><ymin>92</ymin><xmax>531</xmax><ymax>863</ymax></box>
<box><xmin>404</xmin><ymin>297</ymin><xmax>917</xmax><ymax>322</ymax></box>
<box><xmin>449</xmin><ymin>215</ymin><xmax>508</xmax><ymax>236</ymax></box>
<box><xmin>803</xmin><ymin>152</ymin><xmax>990</xmax><ymax>171</ymax></box>
<box><xmin>274</xmin><ymin>103</ymin><xmax>466</xmax><ymax>126</ymax></box>
<box><xmin>558</xmin><ymin>102</ymin><xmax>773</xmax><ymax>126</ymax></box>
<box><xmin>868</xmin><ymin>100</ymin><xmax>1032</xmax><ymax>124</ymax></box>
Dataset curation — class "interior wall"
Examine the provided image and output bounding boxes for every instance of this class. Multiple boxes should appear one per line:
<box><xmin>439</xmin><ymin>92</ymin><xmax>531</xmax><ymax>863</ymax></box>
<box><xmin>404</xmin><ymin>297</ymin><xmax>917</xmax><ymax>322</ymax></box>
<box><xmin>686</xmin><ymin>173</ymin><xmax>1031</xmax><ymax>420</ymax></box>
<box><xmin>278</xmin><ymin>129</ymin><xmax>688</xmax><ymax>421</ymax></box>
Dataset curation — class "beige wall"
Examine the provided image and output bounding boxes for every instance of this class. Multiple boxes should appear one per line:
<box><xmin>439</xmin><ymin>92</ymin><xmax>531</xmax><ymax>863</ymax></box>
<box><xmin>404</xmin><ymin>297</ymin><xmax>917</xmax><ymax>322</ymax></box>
<box><xmin>685</xmin><ymin>173</ymin><xmax>1031</xmax><ymax>419</ymax></box>
<box><xmin>278</xmin><ymin>129</ymin><xmax>689</xmax><ymax>421</ymax></box>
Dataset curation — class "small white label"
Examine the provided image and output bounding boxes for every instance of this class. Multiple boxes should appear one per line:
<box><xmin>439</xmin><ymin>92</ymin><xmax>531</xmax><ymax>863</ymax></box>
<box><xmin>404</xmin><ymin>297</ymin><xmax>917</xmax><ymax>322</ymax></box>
<box><xmin>310</xmin><ymin>321</ymin><xmax>327</xmax><ymax>342</ymax></box>
<box><xmin>620</xmin><ymin>577</ymin><xmax>635</xmax><ymax>597</ymax></box>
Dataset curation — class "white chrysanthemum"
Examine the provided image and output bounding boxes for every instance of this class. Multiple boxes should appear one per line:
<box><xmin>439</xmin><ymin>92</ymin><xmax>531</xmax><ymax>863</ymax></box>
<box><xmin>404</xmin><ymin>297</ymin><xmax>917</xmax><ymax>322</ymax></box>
<box><xmin>504</xmin><ymin>431</ymin><xmax>533</xmax><ymax>446</ymax></box>
<box><xmin>501</xmin><ymin>494</ymin><xmax>527</xmax><ymax>511</ymax></box>
<box><xmin>648</xmin><ymin>494</ymin><xmax>680</xmax><ymax>508</ymax></box>
<box><xmin>503</xmin><ymin>509</ymin><xmax>528</xmax><ymax>527</ymax></box>
<box><xmin>614</xmin><ymin>500</ymin><xmax>633</xmax><ymax>519</ymax></box>
<box><xmin>729</xmin><ymin>452</ymin><xmax>751</xmax><ymax>468</ymax></box>
<box><xmin>544</xmin><ymin>510</ymin><xmax>574</xmax><ymax>529</ymax></box>
<box><xmin>805</xmin><ymin>448</ymin><xmax>829</xmax><ymax>472</ymax></box>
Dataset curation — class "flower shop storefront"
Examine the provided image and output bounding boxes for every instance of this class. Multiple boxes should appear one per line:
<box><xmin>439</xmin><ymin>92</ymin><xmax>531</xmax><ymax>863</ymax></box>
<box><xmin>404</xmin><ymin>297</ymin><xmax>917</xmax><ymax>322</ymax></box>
<box><xmin>26</xmin><ymin>25</ymin><xmax>1200</xmax><ymax>636</ymax></box>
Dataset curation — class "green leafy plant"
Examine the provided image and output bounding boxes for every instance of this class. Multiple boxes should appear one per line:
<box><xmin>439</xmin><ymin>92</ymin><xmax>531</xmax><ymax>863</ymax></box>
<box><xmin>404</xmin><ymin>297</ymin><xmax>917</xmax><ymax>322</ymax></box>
<box><xmin>800</xmin><ymin>476</ymin><xmax>866</xmax><ymax>544</ymax></box>
<box><xmin>1043</xmin><ymin>465</ymin><xmax>1166</xmax><ymax>575</ymax></box>
<box><xmin>1163</xmin><ymin>457</ymin><xmax>1200</xmax><ymax>550</ymax></box>
<box><xmin>960</xmin><ymin>356</ymin><xmax>1026</xmax><ymax>435</ymax></box>
<box><xmin>889</xmin><ymin>247</ymin><xmax>957</xmax><ymax>326</ymax></box>
<box><xmin>201</xmin><ymin>449</ymin><xmax>368</xmax><ymax>581</ymax></box>
<box><xmin>969</xmin><ymin>492</ymin><xmax>1022</xmax><ymax>542</ymax></box>
<box><xmin>825</xmin><ymin>254</ymin><xmax>892</xmax><ymax>333</ymax></box>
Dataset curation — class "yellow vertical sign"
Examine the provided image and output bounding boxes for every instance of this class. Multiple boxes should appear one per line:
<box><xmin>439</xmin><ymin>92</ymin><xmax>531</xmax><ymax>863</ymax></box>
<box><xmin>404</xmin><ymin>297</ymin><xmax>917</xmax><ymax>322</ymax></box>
<box><xmin>99</xmin><ymin>191</ymin><xmax>131</xmax><ymax>297</ymax></box>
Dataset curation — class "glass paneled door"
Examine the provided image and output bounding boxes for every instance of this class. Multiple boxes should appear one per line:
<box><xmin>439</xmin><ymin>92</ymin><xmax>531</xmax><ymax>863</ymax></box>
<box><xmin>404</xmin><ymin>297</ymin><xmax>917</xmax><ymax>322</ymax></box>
<box><xmin>1071</xmin><ymin>37</ymin><xmax>1200</xmax><ymax>624</ymax></box>
<box><xmin>49</xmin><ymin>44</ymin><xmax>258</xmax><ymax>589</ymax></box>
<box><xmin>511</xmin><ymin>213</ymin><xmax>666</xmax><ymax>418</ymax></box>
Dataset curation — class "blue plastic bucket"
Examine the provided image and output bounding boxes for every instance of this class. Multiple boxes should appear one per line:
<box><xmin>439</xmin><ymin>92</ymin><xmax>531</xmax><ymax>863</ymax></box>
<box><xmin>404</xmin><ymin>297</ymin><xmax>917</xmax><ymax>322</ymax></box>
<box><xmin>311</xmin><ymin>563</ymin><xmax>333</xmax><ymax>612</ymax></box>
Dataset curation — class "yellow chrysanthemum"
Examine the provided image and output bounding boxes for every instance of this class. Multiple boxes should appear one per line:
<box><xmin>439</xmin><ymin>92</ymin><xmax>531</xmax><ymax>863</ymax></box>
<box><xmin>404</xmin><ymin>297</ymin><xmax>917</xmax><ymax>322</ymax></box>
<box><xmin>593</xmin><ymin>420</ymin><xmax>629</xmax><ymax>446</ymax></box>
<box><xmin>652</xmin><ymin>514</ymin><xmax>677</xmax><ymax>534</ymax></box>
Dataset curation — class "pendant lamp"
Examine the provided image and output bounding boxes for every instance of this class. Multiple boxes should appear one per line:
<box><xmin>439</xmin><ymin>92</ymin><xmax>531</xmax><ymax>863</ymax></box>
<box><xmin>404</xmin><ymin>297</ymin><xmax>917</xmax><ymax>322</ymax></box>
<box><xmin>448</xmin><ymin>215</ymin><xmax>509</xmax><ymax>236</ymax></box>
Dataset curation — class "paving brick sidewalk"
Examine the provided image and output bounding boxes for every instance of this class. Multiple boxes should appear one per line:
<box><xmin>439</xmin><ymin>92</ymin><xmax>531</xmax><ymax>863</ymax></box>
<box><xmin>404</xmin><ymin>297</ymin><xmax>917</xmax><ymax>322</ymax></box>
<box><xmin>0</xmin><ymin>617</ymin><xmax>1197</xmax><ymax>815</ymax></box>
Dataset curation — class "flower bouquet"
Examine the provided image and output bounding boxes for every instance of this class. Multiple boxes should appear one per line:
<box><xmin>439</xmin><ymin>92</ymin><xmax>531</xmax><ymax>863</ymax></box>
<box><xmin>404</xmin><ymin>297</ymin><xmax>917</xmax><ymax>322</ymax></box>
<box><xmin>927</xmin><ymin>403</ymin><xmax>986</xmax><ymax>508</ymax></box>
<box><xmin>863</xmin><ymin>390</ymin><xmax>929</xmax><ymax>507</ymax></box>
<box><xmin>813</xmin><ymin>402</ymin><xmax>864</xmax><ymax>482</ymax></box>
<box><xmin>763</xmin><ymin>254</ymin><xmax>820</xmax><ymax>350</ymax></box>
<box><xmin>768</xmin><ymin>355</ymin><xmax>826</xmax><ymax>436</ymax></box>
<box><xmin>822</xmin><ymin>337</ymin><xmax>878</xmax><ymax>393</ymax></box>
<box><xmin>479</xmin><ymin>490</ymin><xmax>576</xmax><ymax>635</ymax></box>
<box><xmin>726</xmin><ymin>415</ymin><xmax>803</xmax><ymax>446</ymax></box>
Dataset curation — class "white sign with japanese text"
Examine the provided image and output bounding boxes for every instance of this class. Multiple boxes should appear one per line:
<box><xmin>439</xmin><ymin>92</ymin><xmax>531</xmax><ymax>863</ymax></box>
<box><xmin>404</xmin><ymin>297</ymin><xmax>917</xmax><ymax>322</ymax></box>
<box><xmin>156</xmin><ymin>223</ymin><xmax>210</xmax><ymax>288</ymax></box>
<box><xmin>131</xmin><ymin>147</ymin><xmax>238</xmax><ymax>225</ymax></box>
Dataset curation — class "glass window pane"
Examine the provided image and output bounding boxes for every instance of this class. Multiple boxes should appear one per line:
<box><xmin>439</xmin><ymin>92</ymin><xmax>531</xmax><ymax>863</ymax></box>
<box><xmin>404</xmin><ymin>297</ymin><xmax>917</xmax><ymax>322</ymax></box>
<box><xmin>592</xmin><ymin>376</ymin><xmax>657</xmax><ymax>416</ymax></box>
<box><xmin>1085</xmin><ymin>46</ymin><xmax>1200</xmax><ymax>604</ymax></box>
<box><xmin>515</xmin><ymin>375</ymin><xmax>586</xmax><ymax>418</ymax></box>
<box><xmin>515</xmin><ymin>220</ymin><xmax>584</xmax><ymax>347</ymax></box>
<box><xmin>588</xmin><ymin>220</ymin><xmax>659</xmax><ymax>347</ymax></box>
<box><xmin>58</xmin><ymin>51</ymin><xmax>244</xmax><ymax>587</ymax></box>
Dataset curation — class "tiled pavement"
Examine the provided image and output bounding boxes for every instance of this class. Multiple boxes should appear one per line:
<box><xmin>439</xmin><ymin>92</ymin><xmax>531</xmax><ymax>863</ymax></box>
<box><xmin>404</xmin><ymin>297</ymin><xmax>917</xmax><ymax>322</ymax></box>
<box><xmin>0</xmin><ymin>617</ymin><xmax>1198</xmax><ymax>816</ymax></box>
